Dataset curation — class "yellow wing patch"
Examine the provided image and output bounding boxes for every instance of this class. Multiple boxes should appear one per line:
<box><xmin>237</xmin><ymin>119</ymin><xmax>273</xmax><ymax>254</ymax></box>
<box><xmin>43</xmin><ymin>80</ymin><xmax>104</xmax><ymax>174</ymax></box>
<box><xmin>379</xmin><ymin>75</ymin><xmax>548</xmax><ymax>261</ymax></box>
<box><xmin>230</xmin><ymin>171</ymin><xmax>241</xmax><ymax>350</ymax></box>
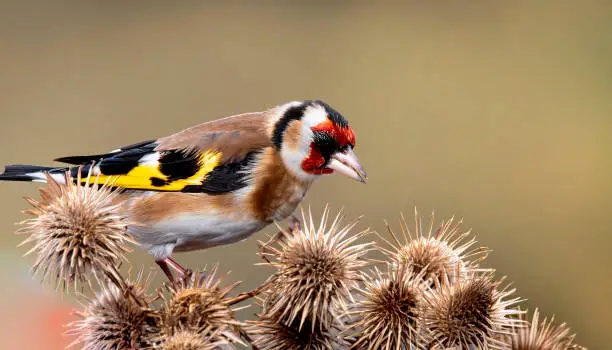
<box><xmin>79</xmin><ymin>151</ymin><xmax>222</xmax><ymax>191</ymax></box>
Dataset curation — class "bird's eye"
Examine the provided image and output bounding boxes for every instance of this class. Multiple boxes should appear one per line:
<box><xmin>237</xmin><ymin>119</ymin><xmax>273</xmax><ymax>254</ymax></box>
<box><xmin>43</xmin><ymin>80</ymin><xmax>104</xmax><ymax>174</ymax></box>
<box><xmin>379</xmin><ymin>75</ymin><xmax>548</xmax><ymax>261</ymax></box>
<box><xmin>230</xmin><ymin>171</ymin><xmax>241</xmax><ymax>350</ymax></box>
<box><xmin>339</xmin><ymin>141</ymin><xmax>355</xmax><ymax>153</ymax></box>
<box><xmin>312</xmin><ymin>131</ymin><xmax>338</xmax><ymax>164</ymax></box>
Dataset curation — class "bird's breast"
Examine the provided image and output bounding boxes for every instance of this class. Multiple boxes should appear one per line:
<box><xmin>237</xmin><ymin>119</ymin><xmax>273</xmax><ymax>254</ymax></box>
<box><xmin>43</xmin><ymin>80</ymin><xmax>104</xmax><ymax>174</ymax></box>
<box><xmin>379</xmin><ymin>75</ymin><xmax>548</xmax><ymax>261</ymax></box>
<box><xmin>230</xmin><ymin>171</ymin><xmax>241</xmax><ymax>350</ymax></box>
<box><xmin>268</xmin><ymin>183</ymin><xmax>309</xmax><ymax>221</ymax></box>
<box><xmin>247</xmin><ymin>151</ymin><xmax>313</xmax><ymax>222</ymax></box>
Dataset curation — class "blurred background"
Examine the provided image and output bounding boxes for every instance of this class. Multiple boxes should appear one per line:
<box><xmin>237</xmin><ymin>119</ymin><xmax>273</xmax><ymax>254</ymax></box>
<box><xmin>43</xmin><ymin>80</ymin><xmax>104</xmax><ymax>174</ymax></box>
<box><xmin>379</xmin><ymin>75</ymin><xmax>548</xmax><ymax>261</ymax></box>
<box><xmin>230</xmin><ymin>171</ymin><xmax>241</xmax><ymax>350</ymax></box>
<box><xmin>0</xmin><ymin>1</ymin><xmax>610</xmax><ymax>348</ymax></box>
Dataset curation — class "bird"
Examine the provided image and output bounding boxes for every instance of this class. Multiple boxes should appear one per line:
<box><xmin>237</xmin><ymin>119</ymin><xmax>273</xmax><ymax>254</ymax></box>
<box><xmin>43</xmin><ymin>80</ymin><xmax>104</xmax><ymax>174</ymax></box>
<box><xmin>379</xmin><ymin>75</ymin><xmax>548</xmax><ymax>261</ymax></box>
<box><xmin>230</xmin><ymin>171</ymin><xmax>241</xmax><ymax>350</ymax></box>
<box><xmin>0</xmin><ymin>100</ymin><xmax>367</xmax><ymax>281</ymax></box>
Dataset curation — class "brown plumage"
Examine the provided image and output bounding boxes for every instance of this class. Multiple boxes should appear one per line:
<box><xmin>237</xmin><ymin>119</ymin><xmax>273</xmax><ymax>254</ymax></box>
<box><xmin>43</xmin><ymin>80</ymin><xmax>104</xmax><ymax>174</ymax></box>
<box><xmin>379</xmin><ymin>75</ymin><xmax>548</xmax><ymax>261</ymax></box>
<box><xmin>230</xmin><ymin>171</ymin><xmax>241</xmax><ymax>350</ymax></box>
<box><xmin>0</xmin><ymin>100</ymin><xmax>368</xmax><ymax>282</ymax></box>
<box><xmin>249</xmin><ymin>148</ymin><xmax>312</xmax><ymax>221</ymax></box>
<box><xmin>155</xmin><ymin>111</ymin><xmax>271</xmax><ymax>163</ymax></box>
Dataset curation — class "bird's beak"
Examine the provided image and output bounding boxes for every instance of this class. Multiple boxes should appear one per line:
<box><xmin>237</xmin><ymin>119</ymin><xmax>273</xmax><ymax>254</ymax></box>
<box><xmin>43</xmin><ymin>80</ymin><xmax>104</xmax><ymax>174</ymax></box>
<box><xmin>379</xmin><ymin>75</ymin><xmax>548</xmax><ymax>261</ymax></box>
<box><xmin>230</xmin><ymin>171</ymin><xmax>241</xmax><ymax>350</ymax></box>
<box><xmin>326</xmin><ymin>147</ymin><xmax>368</xmax><ymax>183</ymax></box>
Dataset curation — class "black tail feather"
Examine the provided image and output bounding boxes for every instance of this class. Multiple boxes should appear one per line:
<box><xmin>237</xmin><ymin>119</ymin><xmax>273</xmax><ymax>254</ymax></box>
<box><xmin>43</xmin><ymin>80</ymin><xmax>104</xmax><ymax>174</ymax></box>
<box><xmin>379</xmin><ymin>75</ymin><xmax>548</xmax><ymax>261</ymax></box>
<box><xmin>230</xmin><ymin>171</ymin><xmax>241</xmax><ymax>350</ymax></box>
<box><xmin>0</xmin><ymin>164</ymin><xmax>67</xmax><ymax>182</ymax></box>
<box><xmin>54</xmin><ymin>139</ymin><xmax>155</xmax><ymax>165</ymax></box>
<box><xmin>54</xmin><ymin>154</ymin><xmax>107</xmax><ymax>165</ymax></box>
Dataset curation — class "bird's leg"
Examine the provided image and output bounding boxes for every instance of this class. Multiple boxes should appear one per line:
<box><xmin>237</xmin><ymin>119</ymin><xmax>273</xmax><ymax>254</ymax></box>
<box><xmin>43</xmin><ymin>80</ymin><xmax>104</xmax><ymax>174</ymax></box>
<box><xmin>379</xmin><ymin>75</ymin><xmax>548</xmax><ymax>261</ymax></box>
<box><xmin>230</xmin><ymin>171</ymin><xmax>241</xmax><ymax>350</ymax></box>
<box><xmin>258</xmin><ymin>215</ymin><xmax>302</xmax><ymax>262</ymax></box>
<box><xmin>156</xmin><ymin>259</ymin><xmax>175</xmax><ymax>284</ymax></box>
<box><xmin>155</xmin><ymin>256</ymin><xmax>189</xmax><ymax>284</ymax></box>
<box><xmin>166</xmin><ymin>256</ymin><xmax>187</xmax><ymax>276</ymax></box>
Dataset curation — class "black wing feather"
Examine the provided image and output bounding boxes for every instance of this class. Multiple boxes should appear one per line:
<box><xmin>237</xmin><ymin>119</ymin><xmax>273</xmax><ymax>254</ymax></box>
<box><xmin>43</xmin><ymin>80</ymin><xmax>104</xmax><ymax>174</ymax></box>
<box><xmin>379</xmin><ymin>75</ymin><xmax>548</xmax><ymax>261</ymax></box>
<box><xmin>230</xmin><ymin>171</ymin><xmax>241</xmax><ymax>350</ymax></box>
<box><xmin>52</xmin><ymin>138</ymin><xmax>263</xmax><ymax>195</ymax></box>
<box><xmin>182</xmin><ymin>150</ymin><xmax>261</xmax><ymax>194</ymax></box>
<box><xmin>54</xmin><ymin>140</ymin><xmax>155</xmax><ymax>165</ymax></box>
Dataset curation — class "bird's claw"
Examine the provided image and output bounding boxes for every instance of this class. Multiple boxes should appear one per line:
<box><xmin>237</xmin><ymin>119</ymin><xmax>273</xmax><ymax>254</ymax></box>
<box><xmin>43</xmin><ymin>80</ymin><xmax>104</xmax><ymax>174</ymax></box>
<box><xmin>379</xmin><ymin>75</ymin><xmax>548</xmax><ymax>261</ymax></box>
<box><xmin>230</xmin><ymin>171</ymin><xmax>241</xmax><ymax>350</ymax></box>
<box><xmin>287</xmin><ymin>215</ymin><xmax>301</xmax><ymax>234</ymax></box>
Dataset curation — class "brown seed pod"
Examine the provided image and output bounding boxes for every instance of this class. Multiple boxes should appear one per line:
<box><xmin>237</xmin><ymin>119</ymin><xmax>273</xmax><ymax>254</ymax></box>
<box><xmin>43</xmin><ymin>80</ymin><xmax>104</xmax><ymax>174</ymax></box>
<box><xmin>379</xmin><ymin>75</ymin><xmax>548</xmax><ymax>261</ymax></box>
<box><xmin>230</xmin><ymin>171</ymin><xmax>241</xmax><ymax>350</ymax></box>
<box><xmin>344</xmin><ymin>265</ymin><xmax>428</xmax><ymax>350</ymax></box>
<box><xmin>259</xmin><ymin>206</ymin><xmax>374</xmax><ymax>333</ymax></box>
<box><xmin>67</xmin><ymin>273</ymin><xmax>161</xmax><ymax>350</ymax></box>
<box><xmin>380</xmin><ymin>208</ymin><xmax>488</xmax><ymax>287</ymax></box>
<box><xmin>422</xmin><ymin>271</ymin><xmax>525</xmax><ymax>349</ymax></box>
<box><xmin>16</xmin><ymin>169</ymin><xmax>134</xmax><ymax>292</ymax></box>
<box><xmin>511</xmin><ymin>308</ymin><xmax>584</xmax><ymax>350</ymax></box>
<box><xmin>246</xmin><ymin>307</ymin><xmax>345</xmax><ymax>350</ymax></box>
<box><xmin>161</xmin><ymin>327</ymin><xmax>224</xmax><ymax>350</ymax></box>
<box><xmin>160</xmin><ymin>267</ymin><xmax>243</xmax><ymax>345</ymax></box>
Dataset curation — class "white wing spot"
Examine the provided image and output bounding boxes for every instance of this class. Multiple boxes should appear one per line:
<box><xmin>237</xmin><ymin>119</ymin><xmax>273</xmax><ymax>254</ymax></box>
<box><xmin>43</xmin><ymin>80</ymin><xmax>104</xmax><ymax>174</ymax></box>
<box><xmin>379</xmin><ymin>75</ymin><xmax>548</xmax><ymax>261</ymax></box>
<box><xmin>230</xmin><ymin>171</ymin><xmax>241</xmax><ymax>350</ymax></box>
<box><xmin>139</xmin><ymin>152</ymin><xmax>160</xmax><ymax>166</ymax></box>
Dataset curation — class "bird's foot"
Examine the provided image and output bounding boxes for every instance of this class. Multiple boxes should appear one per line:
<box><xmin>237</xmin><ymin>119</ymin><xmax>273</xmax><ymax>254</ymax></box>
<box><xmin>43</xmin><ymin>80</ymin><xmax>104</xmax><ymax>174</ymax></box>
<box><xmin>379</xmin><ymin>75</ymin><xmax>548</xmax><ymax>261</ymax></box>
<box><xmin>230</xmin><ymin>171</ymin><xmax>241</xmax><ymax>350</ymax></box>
<box><xmin>287</xmin><ymin>214</ymin><xmax>301</xmax><ymax>233</ymax></box>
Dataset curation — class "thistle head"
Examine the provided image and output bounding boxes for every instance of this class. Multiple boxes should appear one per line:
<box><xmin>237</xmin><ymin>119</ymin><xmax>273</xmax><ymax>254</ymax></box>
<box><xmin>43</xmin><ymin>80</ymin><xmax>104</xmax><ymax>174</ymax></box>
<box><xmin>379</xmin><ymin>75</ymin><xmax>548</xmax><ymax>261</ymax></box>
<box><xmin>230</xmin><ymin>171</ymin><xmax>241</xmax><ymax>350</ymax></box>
<box><xmin>380</xmin><ymin>208</ymin><xmax>488</xmax><ymax>287</ymax></box>
<box><xmin>260</xmin><ymin>206</ymin><xmax>373</xmax><ymax>332</ymax></box>
<box><xmin>422</xmin><ymin>271</ymin><xmax>525</xmax><ymax>349</ymax></box>
<box><xmin>246</xmin><ymin>309</ymin><xmax>345</xmax><ymax>350</ymax></box>
<box><xmin>511</xmin><ymin>308</ymin><xmax>584</xmax><ymax>350</ymax></box>
<box><xmin>161</xmin><ymin>268</ymin><xmax>243</xmax><ymax>345</ymax></box>
<box><xmin>67</xmin><ymin>273</ymin><xmax>161</xmax><ymax>350</ymax></box>
<box><xmin>161</xmin><ymin>328</ymin><xmax>223</xmax><ymax>350</ymax></box>
<box><xmin>345</xmin><ymin>265</ymin><xmax>428</xmax><ymax>349</ymax></box>
<box><xmin>16</xmin><ymin>169</ymin><xmax>133</xmax><ymax>292</ymax></box>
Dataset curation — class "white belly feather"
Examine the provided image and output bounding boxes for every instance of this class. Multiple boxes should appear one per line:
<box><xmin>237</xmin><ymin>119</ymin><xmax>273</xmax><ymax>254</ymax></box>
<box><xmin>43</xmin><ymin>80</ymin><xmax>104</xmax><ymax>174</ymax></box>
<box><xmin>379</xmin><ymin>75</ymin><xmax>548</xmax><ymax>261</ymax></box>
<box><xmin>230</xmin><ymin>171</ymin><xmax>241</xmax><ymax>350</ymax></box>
<box><xmin>125</xmin><ymin>178</ymin><xmax>312</xmax><ymax>260</ymax></box>
<box><xmin>129</xmin><ymin>214</ymin><xmax>266</xmax><ymax>260</ymax></box>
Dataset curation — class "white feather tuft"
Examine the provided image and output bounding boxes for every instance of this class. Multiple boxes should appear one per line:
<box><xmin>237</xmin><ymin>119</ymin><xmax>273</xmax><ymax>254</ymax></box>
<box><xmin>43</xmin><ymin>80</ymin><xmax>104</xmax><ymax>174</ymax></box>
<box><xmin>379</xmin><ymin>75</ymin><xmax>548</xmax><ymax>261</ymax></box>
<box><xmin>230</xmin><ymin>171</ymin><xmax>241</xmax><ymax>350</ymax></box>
<box><xmin>26</xmin><ymin>172</ymin><xmax>67</xmax><ymax>184</ymax></box>
<box><xmin>139</xmin><ymin>152</ymin><xmax>160</xmax><ymax>166</ymax></box>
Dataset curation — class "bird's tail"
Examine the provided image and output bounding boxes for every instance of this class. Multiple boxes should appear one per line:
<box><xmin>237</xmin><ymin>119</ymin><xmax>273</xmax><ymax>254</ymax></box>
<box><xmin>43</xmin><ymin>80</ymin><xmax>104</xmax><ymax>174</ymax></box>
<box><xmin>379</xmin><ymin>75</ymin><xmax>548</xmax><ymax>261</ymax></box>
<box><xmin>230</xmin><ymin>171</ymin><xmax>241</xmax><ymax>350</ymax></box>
<box><xmin>0</xmin><ymin>164</ymin><xmax>70</xmax><ymax>184</ymax></box>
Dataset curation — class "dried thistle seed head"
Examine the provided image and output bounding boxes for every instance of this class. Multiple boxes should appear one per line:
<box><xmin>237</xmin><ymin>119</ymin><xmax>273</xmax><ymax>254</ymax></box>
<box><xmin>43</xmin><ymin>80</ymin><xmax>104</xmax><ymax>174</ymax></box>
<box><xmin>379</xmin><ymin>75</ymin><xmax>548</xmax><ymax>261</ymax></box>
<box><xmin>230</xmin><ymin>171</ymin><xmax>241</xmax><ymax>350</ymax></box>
<box><xmin>260</xmin><ymin>206</ymin><xmax>373</xmax><ymax>332</ymax></box>
<box><xmin>161</xmin><ymin>328</ymin><xmax>222</xmax><ymax>350</ymax></box>
<box><xmin>161</xmin><ymin>268</ymin><xmax>243</xmax><ymax>345</ymax></box>
<box><xmin>423</xmin><ymin>272</ymin><xmax>525</xmax><ymax>349</ymax></box>
<box><xmin>380</xmin><ymin>208</ymin><xmax>488</xmax><ymax>287</ymax></box>
<box><xmin>511</xmin><ymin>308</ymin><xmax>582</xmax><ymax>350</ymax></box>
<box><xmin>67</xmin><ymin>278</ymin><xmax>161</xmax><ymax>350</ymax></box>
<box><xmin>16</xmin><ymin>170</ymin><xmax>134</xmax><ymax>292</ymax></box>
<box><xmin>345</xmin><ymin>265</ymin><xmax>427</xmax><ymax>350</ymax></box>
<box><xmin>246</xmin><ymin>309</ymin><xmax>345</xmax><ymax>350</ymax></box>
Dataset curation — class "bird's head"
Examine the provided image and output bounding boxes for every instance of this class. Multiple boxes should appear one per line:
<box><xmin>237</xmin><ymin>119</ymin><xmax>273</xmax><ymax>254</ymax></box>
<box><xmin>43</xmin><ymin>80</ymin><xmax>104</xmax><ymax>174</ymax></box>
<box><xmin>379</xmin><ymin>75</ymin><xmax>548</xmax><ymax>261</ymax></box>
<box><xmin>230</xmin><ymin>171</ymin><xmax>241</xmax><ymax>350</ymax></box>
<box><xmin>272</xmin><ymin>100</ymin><xmax>367</xmax><ymax>183</ymax></box>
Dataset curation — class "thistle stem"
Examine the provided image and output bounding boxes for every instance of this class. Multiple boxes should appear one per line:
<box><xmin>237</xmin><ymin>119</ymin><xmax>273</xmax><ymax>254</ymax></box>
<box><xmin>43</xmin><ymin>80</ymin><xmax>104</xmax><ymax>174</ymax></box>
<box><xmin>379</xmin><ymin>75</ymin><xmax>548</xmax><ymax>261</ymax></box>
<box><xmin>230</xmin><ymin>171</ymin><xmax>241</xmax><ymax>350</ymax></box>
<box><xmin>227</xmin><ymin>278</ymin><xmax>274</xmax><ymax>306</ymax></box>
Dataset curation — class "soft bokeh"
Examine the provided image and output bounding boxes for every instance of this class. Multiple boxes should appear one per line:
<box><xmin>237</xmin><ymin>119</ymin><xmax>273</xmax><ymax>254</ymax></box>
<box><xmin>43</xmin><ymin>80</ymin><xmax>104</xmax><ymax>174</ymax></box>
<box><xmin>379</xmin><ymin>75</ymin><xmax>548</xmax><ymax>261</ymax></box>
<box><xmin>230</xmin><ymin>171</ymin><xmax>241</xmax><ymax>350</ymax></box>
<box><xmin>0</xmin><ymin>1</ymin><xmax>610</xmax><ymax>348</ymax></box>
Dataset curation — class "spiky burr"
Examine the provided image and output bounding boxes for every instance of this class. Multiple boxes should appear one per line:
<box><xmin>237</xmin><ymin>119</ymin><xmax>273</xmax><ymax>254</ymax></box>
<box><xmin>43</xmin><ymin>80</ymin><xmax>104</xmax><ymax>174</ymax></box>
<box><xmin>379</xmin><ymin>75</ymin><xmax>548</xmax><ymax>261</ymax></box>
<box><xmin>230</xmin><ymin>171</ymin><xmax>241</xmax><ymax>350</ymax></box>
<box><xmin>259</xmin><ymin>206</ymin><xmax>374</xmax><ymax>333</ymax></box>
<box><xmin>67</xmin><ymin>274</ymin><xmax>161</xmax><ymax>350</ymax></box>
<box><xmin>16</xmin><ymin>169</ymin><xmax>134</xmax><ymax>292</ymax></box>
<box><xmin>160</xmin><ymin>267</ymin><xmax>244</xmax><ymax>346</ymax></box>
<box><xmin>246</xmin><ymin>309</ymin><xmax>346</xmax><ymax>350</ymax></box>
<box><xmin>422</xmin><ymin>271</ymin><xmax>525</xmax><ymax>349</ymax></box>
<box><xmin>379</xmin><ymin>209</ymin><xmax>489</xmax><ymax>288</ymax></box>
<box><xmin>510</xmin><ymin>308</ymin><xmax>583</xmax><ymax>350</ymax></box>
<box><xmin>344</xmin><ymin>264</ymin><xmax>428</xmax><ymax>349</ymax></box>
<box><xmin>161</xmin><ymin>327</ymin><xmax>225</xmax><ymax>350</ymax></box>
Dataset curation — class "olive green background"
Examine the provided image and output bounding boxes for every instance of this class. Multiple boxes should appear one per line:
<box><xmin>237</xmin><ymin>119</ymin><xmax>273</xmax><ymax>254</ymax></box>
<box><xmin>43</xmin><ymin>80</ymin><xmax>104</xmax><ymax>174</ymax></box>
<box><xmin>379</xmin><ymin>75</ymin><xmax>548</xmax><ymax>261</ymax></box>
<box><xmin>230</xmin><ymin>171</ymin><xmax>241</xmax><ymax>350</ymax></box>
<box><xmin>0</xmin><ymin>1</ymin><xmax>610</xmax><ymax>348</ymax></box>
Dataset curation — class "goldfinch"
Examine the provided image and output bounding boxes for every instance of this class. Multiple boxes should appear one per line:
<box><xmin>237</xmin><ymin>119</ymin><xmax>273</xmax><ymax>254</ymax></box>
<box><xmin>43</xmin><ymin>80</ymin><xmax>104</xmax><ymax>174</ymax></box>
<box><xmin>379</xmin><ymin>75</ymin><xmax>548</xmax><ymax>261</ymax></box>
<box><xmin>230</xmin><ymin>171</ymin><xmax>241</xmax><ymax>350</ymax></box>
<box><xmin>0</xmin><ymin>100</ymin><xmax>367</xmax><ymax>280</ymax></box>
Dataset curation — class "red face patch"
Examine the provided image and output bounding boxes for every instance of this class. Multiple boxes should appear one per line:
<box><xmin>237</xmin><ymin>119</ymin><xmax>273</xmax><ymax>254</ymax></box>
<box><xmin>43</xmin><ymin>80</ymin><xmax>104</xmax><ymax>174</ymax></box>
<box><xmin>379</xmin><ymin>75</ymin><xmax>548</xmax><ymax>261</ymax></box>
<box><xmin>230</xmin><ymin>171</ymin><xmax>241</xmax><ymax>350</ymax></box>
<box><xmin>311</xmin><ymin>120</ymin><xmax>356</xmax><ymax>149</ymax></box>
<box><xmin>302</xmin><ymin>149</ymin><xmax>334</xmax><ymax>175</ymax></box>
<box><xmin>301</xmin><ymin>120</ymin><xmax>356</xmax><ymax>174</ymax></box>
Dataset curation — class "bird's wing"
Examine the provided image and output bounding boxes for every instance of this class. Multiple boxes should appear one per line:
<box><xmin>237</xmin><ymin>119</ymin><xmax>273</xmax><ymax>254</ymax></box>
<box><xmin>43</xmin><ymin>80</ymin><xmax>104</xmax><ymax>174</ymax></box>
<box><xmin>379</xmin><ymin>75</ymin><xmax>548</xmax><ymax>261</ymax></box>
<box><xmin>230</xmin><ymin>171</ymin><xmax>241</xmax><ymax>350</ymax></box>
<box><xmin>54</xmin><ymin>112</ymin><xmax>272</xmax><ymax>193</ymax></box>
<box><xmin>155</xmin><ymin>112</ymin><xmax>271</xmax><ymax>163</ymax></box>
